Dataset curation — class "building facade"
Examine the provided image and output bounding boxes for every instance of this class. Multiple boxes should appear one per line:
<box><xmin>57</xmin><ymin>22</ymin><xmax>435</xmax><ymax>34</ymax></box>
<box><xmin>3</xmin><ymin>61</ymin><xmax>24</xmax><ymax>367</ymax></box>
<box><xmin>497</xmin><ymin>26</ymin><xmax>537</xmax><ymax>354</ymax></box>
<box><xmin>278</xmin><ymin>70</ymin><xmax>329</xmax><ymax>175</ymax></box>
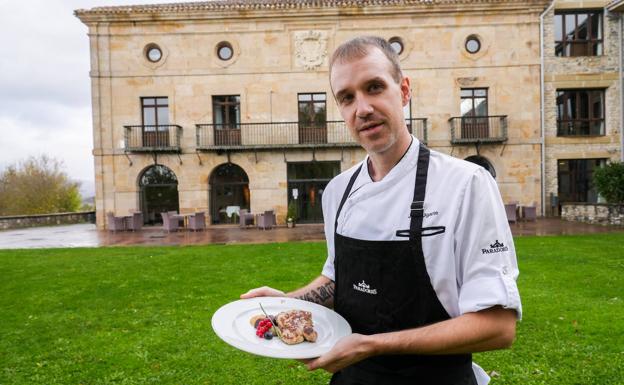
<box><xmin>76</xmin><ymin>0</ymin><xmax>606</xmax><ymax>229</ymax></box>
<box><xmin>543</xmin><ymin>0</ymin><xmax>624</xmax><ymax>216</ymax></box>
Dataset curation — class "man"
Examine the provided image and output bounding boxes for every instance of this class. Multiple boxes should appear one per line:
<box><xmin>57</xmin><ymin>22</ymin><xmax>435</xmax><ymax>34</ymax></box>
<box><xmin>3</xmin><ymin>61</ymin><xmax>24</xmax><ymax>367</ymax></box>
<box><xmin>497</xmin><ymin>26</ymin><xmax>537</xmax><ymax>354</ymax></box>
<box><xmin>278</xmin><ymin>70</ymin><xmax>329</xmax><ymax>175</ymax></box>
<box><xmin>241</xmin><ymin>36</ymin><xmax>521</xmax><ymax>385</ymax></box>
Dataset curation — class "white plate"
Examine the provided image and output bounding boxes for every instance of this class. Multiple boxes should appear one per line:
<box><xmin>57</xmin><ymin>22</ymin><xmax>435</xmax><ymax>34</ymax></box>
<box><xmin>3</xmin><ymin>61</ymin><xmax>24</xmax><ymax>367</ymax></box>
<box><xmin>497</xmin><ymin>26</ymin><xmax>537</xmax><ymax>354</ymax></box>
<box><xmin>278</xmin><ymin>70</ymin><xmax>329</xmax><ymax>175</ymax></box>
<box><xmin>211</xmin><ymin>297</ymin><xmax>352</xmax><ymax>359</ymax></box>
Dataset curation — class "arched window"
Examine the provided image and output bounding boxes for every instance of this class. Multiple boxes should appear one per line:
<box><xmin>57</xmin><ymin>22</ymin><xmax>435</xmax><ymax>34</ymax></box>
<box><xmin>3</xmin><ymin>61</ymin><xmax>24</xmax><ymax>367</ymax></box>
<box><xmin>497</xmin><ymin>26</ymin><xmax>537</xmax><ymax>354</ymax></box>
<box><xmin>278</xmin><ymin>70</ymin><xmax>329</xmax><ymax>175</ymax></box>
<box><xmin>209</xmin><ymin>163</ymin><xmax>250</xmax><ymax>224</ymax></box>
<box><xmin>465</xmin><ymin>155</ymin><xmax>496</xmax><ymax>178</ymax></box>
<box><xmin>138</xmin><ymin>164</ymin><xmax>179</xmax><ymax>224</ymax></box>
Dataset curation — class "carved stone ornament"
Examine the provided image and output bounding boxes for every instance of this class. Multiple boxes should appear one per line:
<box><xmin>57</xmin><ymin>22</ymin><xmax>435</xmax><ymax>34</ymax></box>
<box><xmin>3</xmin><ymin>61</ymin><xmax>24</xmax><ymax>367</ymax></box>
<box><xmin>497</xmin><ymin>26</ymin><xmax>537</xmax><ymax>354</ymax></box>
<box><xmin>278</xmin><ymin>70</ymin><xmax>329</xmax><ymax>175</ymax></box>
<box><xmin>294</xmin><ymin>31</ymin><xmax>328</xmax><ymax>70</ymax></box>
<box><xmin>456</xmin><ymin>77</ymin><xmax>479</xmax><ymax>86</ymax></box>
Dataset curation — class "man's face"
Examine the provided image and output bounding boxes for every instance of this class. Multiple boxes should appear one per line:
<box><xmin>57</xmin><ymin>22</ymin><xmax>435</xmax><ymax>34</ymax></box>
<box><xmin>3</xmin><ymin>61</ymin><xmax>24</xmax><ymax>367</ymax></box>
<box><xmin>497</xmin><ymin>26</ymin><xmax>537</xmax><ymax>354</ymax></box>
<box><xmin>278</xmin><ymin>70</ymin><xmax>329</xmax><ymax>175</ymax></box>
<box><xmin>330</xmin><ymin>47</ymin><xmax>411</xmax><ymax>155</ymax></box>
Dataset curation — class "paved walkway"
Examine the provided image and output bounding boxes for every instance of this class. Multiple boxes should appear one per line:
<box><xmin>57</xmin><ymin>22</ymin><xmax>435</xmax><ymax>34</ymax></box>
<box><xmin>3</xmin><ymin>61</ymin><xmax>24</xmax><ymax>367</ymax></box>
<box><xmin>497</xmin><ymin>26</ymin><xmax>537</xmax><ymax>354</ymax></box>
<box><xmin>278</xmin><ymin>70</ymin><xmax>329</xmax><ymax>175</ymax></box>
<box><xmin>0</xmin><ymin>218</ymin><xmax>622</xmax><ymax>249</ymax></box>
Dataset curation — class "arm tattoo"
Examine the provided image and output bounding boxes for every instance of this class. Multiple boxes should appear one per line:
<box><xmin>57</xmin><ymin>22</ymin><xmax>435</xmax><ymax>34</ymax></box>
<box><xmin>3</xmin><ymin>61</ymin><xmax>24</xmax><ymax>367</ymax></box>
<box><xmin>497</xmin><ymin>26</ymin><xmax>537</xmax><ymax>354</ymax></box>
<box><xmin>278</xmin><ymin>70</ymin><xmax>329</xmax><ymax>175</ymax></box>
<box><xmin>297</xmin><ymin>281</ymin><xmax>335</xmax><ymax>307</ymax></box>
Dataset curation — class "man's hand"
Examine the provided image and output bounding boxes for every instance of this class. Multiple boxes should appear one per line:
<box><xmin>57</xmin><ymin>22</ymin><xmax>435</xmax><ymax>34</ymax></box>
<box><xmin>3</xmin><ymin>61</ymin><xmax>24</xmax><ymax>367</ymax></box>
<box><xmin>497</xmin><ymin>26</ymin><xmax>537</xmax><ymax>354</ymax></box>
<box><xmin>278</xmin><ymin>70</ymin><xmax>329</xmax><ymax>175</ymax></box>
<box><xmin>240</xmin><ymin>286</ymin><xmax>285</xmax><ymax>299</ymax></box>
<box><xmin>305</xmin><ymin>333</ymin><xmax>375</xmax><ymax>373</ymax></box>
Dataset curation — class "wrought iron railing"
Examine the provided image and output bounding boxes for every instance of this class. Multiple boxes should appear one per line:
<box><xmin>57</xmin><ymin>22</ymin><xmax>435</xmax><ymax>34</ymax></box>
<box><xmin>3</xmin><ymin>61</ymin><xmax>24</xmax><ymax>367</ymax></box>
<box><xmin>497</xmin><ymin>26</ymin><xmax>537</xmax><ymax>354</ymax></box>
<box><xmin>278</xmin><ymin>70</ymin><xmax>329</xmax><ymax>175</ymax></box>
<box><xmin>124</xmin><ymin>125</ymin><xmax>182</xmax><ymax>152</ymax></box>
<box><xmin>195</xmin><ymin>119</ymin><xmax>427</xmax><ymax>150</ymax></box>
<box><xmin>448</xmin><ymin>116</ymin><xmax>508</xmax><ymax>144</ymax></box>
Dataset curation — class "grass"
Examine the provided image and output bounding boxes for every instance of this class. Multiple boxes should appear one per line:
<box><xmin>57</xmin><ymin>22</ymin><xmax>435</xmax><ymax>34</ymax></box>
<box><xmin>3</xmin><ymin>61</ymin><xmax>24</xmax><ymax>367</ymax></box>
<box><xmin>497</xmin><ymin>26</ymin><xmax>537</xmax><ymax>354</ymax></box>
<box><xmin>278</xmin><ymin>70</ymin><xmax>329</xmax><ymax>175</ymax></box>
<box><xmin>0</xmin><ymin>234</ymin><xmax>623</xmax><ymax>384</ymax></box>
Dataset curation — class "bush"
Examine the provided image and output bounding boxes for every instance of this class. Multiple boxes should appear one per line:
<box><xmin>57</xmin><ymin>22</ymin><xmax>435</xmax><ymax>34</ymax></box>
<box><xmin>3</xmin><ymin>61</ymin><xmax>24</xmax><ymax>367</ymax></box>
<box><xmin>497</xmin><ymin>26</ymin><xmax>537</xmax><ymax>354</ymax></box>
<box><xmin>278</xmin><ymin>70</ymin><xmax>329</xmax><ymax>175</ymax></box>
<box><xmin>593</xmin><ymin>161</ymin><xmax>624</xmax><ymax>203</ymax></box>
<box><xmin>0</xmin><ymin>155</ymin><xmax>82</xmax><ymax>216</ymax></box>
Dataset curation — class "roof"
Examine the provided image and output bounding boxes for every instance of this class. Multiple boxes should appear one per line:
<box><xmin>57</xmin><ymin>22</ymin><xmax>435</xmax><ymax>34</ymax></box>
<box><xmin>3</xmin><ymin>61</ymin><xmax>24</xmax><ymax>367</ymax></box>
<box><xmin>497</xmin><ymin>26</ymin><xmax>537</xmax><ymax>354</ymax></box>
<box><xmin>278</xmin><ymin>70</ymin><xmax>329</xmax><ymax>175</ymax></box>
<box><xmin>75</xmin><ymin>0</ymin><xmax>550</xmax><ymax>17</ymax></box>
<box><xmin>607</xmin><ymin>0</ymin><xmax>624</xmax><ymax>11</ymax></box>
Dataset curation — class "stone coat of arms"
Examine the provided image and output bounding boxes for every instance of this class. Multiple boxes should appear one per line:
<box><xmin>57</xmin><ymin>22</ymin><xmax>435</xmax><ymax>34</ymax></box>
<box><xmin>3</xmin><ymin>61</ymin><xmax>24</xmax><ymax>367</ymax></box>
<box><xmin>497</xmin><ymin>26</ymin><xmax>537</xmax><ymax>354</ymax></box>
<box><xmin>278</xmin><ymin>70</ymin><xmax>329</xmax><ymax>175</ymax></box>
<box><xmin>294</xmin><ymin>31</ymin><xmax>328</xmax><ymax>70</ymax></box>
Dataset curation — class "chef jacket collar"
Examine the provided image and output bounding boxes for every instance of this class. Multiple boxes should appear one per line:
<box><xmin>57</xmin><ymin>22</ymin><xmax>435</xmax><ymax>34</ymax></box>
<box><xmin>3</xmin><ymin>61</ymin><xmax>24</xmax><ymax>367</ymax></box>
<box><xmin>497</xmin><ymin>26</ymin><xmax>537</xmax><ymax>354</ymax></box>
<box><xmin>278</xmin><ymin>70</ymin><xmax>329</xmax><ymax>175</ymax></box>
<box><xmin>348</xmin><ymin>136</ymin><xmax>420</xmax><ymax>204</ymax></box>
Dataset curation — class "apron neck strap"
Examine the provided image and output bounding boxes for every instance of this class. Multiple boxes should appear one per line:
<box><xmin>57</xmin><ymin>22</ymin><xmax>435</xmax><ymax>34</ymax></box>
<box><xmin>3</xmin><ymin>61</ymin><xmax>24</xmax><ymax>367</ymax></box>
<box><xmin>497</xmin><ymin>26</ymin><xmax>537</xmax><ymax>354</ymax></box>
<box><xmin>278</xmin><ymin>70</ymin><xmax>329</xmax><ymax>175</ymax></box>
<box><xmin>335</xmin><ymin>164</ymin><xmax>363</xmax><ymax>233</ymax></box>
<box><xmin>409</xmin><ymin>144</ymin><xmax>430</xmax><ymax>241</ymax></box>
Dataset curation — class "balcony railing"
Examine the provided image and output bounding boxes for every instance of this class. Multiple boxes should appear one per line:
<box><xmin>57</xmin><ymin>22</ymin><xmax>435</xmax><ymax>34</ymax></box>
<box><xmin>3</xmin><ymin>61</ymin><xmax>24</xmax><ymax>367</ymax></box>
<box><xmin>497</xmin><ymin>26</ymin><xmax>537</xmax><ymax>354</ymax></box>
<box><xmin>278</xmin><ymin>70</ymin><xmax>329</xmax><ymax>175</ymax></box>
<box><xmin>124</xmin><ymin>125</ymin><xmax>182</xmax><ymax>152</ymax></box>
<box><xmin>196</xmin><ymin>119</ymin><xmax>427</xmax><ymax>150</ymax></box>
<box><xmin>448</xmin><ymin>115</ymin><xmax>508</xmax><ymax>144</ymax></box>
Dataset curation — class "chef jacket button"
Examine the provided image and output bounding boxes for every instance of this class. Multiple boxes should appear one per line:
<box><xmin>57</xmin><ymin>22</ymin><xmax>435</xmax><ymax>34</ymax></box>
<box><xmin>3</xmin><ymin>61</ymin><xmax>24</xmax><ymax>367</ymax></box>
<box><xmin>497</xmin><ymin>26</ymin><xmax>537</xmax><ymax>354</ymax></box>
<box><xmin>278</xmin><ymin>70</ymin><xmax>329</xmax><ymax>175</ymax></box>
<box><xmin>502</xmin><ymin>266</ymin><xmax>509</xmax><ymax>275</ymax></box>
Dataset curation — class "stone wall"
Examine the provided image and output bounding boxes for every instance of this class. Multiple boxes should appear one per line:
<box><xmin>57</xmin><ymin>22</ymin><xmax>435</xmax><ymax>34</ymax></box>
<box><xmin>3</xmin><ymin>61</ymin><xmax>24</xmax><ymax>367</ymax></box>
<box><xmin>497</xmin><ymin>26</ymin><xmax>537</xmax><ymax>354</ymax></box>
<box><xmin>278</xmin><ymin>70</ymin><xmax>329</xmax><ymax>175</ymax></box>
<box><xmin>543</xmin><ymin>1</ymin><xmax>622</xmax><ymax>210</ymax></box>
<box><xmin>561</xmin><ymin>203</ymin><xmax>624</xmax><ymax>225</ymax></box>
<box><xmin>0</xmin><ymin>212</ymin><xmax>96</xmax><ymax>231</ymax></box>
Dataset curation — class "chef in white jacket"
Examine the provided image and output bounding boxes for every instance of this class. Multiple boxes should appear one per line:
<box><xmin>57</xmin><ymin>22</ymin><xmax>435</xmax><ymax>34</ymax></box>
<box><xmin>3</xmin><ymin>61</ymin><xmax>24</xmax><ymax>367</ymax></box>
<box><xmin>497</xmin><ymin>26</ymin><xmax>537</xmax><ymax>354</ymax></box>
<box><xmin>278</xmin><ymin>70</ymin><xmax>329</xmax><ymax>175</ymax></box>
<box><xmin>242</xmin><ymin>35</ymin><xmax>521</xmax><ymax>385</ymax></box>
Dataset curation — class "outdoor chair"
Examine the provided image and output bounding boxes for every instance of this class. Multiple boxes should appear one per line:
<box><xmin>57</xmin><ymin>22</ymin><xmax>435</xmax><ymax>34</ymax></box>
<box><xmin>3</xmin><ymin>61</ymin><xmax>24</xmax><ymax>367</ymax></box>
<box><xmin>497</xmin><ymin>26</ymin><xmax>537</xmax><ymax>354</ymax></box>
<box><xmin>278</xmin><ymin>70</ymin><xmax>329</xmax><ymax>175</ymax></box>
<box><xmin>161</xmin><ymin>212</ymin><xmax>179</xmax><ymax>232</ymax></box>
<box><xmin>257</xmin><ymin>210</ymin><xmax>276</xmax><ymax>230</ymax></box>
<box><xmin>522</xmin><ymin>204</ymin><xmax>537</xmax><ymax>221</ymax></box>
<box><xmin>188</xmin><ymin>212</ymin><xmax>206</xmax><ymax>231</ymax></box>
<box><xmin>239</xmin><ymin>209</ymin><xmax>254</xmax><ymax>228</ymax></box>
<box><xmin>504</xmin><ymin>203</ymin><xmax>517</xmax><ymax>223</ymax></box>
<box><xmin>125</xmin><ymin>212</ymin><xmax>143</xmax><ymax>231</ymax></box>
<box><xmin>106</xmin><ymin>212</ymin><xmax>126</xmax><ymax>232</ymax></box>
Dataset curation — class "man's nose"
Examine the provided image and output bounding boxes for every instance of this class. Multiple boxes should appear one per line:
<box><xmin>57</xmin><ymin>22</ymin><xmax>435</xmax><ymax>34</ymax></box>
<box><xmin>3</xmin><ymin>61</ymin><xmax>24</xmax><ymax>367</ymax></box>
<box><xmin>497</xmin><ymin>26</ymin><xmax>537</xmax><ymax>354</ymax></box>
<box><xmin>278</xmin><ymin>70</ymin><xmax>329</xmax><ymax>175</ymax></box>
<box><xmin>355</xmin><ymin>96</ymin><xmax>374</xmax><ymax>119</ymax></box>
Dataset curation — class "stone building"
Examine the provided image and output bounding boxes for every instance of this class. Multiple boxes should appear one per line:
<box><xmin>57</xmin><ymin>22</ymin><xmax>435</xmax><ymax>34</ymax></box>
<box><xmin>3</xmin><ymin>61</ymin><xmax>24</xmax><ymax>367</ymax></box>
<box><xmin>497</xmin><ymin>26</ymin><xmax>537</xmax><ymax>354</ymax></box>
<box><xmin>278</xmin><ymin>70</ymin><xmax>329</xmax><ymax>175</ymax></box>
<box><xmin>542</xmin><ymin>0</ymin><xmax>624</xmax><ymax>216</ymax></box>
<box><xmin>76</xmin><ymin>0</ymin><xmax>566</xmax><ymax>229</ymax></box>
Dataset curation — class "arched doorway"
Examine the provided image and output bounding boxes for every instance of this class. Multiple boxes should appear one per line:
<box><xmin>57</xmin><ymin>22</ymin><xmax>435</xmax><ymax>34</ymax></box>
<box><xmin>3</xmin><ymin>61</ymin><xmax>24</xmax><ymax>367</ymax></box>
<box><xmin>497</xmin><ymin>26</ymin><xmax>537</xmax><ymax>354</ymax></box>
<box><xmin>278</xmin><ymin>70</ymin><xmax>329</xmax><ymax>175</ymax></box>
<box><xmin>139</xmin><ymin>164</ymin><xmax>180</xmax><ymax>224</ymax></box>
<box><xmin>209</xmin><ymin>163</ymin><xmax>250</xmax><ymax>224</ymax></box>
<box><xmin>465</xmin><ymin>155</ymin><xmax>496</xmax><ymax>178</ymax></box>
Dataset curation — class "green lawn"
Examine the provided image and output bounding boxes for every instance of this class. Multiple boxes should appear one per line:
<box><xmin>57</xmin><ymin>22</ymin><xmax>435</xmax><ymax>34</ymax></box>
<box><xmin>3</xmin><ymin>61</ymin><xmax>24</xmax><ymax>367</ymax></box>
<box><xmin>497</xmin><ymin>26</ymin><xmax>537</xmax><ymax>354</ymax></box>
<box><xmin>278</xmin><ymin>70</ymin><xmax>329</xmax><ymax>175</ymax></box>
<box><xmin>0</xmin><ymin>234</ymin><xmax>623</xmax><ymax>384</ymax></box>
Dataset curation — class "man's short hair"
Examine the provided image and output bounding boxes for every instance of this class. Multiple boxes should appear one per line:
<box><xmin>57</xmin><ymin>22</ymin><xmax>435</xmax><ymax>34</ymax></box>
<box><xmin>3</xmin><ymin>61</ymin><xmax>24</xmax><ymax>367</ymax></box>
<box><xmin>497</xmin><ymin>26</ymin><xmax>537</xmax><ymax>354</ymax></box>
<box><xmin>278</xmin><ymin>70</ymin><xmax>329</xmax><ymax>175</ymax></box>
<box><xmin>329</xmin><ymin>36</ymin><xmax>403</xmax><ymax>84</ymax></box>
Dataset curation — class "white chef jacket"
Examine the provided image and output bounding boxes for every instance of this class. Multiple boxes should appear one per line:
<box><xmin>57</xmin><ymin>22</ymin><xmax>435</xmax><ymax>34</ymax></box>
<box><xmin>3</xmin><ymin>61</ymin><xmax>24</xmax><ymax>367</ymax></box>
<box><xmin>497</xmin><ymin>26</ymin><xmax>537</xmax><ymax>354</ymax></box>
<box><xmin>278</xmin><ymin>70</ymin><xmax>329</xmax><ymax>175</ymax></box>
<box><xmin>320</xmin><ymin>137</ymin><xmax>522</xmax><ymax>385</ymax></box>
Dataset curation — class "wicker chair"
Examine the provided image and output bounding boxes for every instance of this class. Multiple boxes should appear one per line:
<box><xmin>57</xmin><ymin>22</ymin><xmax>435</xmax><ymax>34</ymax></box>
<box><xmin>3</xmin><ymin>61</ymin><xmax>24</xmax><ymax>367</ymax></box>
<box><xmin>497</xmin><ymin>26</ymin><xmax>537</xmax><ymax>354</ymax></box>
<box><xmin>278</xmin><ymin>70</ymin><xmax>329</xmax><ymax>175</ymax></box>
<box><xmin>188</xmin><ymin>212</ymin><xmax>206</xmax><ymax>231</ymax></box>
<box><xmin>125</xmin><ymin>212</ymin><xmax>143</xmax><ymax>231</ymax></box>
<box><xmin>504</xmin><ymin>203</ymin><xmax>517</xmax><ymax>223</ymax></box>
<box><xmin>257</xmin><ymin>210</ymin><xmax>276</xmax><ymax>230</ymax></box>
<box><xmin>107</xmin><ymin>212</ymin><xmax>126</xmax><ymax>232</ymax></box>
<box><xmin>522</xmin><ymin>204</ymin><xmax>537</xmax><ymax>221</ymax></box>
<box><xmin>239</xmin><ymin>209</ymin><xmax>254</xmax><ymax>228</ymax></box>
<box><xmin>161</xmin><ymin>212</ymin><xmax>179</xmax><ymax>232</ymax></box>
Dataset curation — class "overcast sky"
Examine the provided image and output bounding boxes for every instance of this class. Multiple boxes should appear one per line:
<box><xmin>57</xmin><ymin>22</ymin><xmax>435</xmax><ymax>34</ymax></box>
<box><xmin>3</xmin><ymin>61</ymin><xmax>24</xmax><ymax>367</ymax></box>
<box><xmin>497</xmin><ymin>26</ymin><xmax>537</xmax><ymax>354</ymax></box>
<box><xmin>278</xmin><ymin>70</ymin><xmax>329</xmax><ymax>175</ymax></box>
<box><xmin>0</xmin><ymin>0</ymin><xmax>174</xmax><ymax>197</ymax></box>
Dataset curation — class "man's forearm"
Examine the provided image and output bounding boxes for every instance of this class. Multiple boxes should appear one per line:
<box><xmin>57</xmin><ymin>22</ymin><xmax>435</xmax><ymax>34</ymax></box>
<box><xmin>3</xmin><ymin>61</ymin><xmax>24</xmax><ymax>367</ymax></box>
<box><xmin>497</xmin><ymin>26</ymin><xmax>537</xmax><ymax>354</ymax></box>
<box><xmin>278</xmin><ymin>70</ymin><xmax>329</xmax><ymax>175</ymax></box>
<box><xmin>287</xmin><ymin>275</ymin><xmax>335</xmax><ymax>308</ymax></box>
<box><xmin>368</xmin><ymin>306</ymin><xmax>517</xmax><ymax>356</ymax></box>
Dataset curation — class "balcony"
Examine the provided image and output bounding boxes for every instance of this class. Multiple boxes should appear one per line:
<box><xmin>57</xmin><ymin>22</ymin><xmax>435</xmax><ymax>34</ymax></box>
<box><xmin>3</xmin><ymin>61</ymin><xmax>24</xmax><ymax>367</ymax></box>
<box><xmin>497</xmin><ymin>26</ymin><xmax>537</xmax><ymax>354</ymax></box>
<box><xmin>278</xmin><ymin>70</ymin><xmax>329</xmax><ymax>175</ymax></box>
<box><xmin>196</xmin><ymin>119</ymin><xmax>427</xmax><ymax>150</ymax></box>
<box><xmin>124</xmin><ymin>125</ymin><xmax>182</xmax><ymax>152</ymax></box>
<box><xmin>448</xmin><ymin>115</ymin><xmax>508</xmax><ymax>144</ymax></box>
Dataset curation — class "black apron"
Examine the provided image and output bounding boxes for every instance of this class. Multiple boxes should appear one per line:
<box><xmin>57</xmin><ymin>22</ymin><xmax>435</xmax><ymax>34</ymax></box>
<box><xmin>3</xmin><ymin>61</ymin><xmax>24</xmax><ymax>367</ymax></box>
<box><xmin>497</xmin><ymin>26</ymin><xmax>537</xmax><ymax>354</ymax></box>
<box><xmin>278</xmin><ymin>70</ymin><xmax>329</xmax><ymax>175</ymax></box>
<box><xmin>330</xmin><ymin>144</ymin><xmax>477</xmax><ymax>385</ymax></box>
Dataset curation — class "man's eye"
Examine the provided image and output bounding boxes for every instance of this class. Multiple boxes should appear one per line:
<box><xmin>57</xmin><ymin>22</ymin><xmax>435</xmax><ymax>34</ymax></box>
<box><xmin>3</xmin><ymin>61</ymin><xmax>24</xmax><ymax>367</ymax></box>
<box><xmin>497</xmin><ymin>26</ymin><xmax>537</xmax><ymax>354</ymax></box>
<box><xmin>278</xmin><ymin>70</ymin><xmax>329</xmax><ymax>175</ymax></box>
<box><xmin>369</xmin><ymin>83</ymin><xmax>383</xmax><ymax>92</ymax></box>
<box><xmin>340</xmin><ymin>95</ymin><xmax>353</xmax><ymax>104</ymax></box>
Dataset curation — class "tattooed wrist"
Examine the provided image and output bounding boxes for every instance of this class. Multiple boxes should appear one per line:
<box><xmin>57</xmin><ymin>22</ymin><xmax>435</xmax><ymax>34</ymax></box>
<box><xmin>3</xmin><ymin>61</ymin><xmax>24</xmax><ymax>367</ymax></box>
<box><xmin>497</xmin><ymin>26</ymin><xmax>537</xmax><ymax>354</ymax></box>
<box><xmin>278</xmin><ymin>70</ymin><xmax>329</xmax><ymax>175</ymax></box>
<box><xmin>296</xmin><ymin>281</ymin><xmax>335</xmax><ymax>307</ymax></box>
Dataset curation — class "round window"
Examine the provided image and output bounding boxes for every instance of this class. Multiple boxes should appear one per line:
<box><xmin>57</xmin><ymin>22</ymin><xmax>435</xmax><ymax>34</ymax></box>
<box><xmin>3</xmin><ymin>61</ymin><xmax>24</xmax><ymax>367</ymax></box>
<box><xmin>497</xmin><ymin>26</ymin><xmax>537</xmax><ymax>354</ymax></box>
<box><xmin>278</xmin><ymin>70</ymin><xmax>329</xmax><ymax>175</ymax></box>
<box><xmin>217</xmin><ymin>42</ymin><xmax>234</xmax><ymax>61</ymax></box>
<box><xmin>146</xmin><ymin>44</ymin><xmax>162</xmax><ymax>62</ymax></box>
<box><xmin>388</xmin><ymin>37</ymin><xmax>404</xmax><ymax>55</ymax></box>
<box><xmin>465</xmin><ymin>35</ymin><xmax>481</xmax><ymax>54</ymax></box>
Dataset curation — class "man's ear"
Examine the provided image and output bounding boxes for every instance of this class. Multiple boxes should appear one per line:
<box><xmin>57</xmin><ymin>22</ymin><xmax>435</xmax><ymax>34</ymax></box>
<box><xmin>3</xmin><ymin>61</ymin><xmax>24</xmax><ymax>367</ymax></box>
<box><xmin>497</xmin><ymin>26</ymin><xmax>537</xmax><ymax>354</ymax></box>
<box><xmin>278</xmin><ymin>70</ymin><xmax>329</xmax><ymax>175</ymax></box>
<box><xmin>400</xmin><ymin>76</ymin><xmax>411</xmax><ymax>106</ymax></box>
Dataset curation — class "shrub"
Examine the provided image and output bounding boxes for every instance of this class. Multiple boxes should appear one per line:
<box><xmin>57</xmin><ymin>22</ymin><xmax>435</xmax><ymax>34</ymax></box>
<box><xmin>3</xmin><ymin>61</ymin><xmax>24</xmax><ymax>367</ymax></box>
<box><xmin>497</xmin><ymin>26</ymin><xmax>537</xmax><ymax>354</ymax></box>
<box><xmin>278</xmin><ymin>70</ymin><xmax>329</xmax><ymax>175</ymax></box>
<box><xmin>593</xmin><ymin>161</ymin><xmax>624</xmax><ymax>203</ymax></box>
<box><xmin>287</xmin><ymin>200</ymin><xmax>299</xmax><ymax>222</ymax></box>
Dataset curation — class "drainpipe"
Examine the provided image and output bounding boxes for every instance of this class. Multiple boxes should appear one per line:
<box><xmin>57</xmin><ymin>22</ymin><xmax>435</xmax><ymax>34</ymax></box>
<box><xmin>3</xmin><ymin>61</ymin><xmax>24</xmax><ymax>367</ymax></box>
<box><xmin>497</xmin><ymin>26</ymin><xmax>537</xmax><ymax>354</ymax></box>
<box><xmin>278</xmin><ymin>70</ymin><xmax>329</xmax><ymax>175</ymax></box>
<box><xmin>620</xmin><ymin>15</ymin><xmax>624</xmax><ymax>161</ymax></box>
<box><xmin>540</xmin><ymin>1</ymin><xmax>556</xmax><ymax>217</ymax></box>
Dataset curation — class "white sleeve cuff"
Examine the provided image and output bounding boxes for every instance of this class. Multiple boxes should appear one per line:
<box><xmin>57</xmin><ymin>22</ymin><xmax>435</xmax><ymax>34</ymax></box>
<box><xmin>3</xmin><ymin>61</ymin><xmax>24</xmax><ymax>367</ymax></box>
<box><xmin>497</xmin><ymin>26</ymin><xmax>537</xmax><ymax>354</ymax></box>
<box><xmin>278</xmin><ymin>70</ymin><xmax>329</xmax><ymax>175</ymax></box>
<box><xmin>458</xmin><ymin>273</ymin><xmax>522</xmax><ymax>320</ymax></box>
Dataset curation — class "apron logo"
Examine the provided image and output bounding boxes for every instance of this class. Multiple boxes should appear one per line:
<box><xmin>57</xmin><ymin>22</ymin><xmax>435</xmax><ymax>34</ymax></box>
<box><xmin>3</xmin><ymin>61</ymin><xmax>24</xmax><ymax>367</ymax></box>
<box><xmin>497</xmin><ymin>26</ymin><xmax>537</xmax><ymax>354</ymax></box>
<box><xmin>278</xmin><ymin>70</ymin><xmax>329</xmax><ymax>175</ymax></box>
<box><xmin>353</xmin><ymin>280</ymin><xmax>377</xmax><ymax>295</ymax></box>
<box><xmin>482</xmin><ymin>240</ymin><xmax>509</xmax><ymax>254</ymax></box>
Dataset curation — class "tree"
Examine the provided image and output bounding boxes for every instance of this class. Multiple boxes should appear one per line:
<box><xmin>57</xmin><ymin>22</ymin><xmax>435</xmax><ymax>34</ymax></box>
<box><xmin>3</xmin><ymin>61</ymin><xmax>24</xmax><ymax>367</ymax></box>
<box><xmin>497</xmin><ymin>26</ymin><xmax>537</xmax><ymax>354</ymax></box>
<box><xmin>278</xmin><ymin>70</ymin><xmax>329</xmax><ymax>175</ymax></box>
<box><xmin>0</xmin><ymin>155</ymin><xmax>82</xmax><ymax>216</ymax></box>
<box><xmin>593</xmin><ymin>161</ymin><xmax>624</xmax><ymax>204</ymax></box>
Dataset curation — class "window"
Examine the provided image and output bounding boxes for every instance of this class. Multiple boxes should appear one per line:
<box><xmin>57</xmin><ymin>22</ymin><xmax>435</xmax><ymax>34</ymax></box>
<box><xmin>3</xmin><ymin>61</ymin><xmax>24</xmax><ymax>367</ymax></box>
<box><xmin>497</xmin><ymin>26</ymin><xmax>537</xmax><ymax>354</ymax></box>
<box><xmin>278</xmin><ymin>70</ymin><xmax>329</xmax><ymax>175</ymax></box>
<box><xmin>141</xmin><ymin>97</ymin><xmax>169</xmax><ymax>146</ymax></box>
<box><xmin>556</xmin><ymin>89</ymin><xmax>605</xmax><ymax>136</ymax></box>
<box><xmin>557</xmin><ymin>158</ymin><xmax>606</xmax><ymax>203</ymax></box>
<box><xmin>298</xmin><ymin>93</ymin><xmax>327</xmax><ymax>143</ymax></box>
<box><xmin>212</xmin><ymin>95</ymin><xmax>241</xmax><ymax>145</ymax></box>
<box><xmin>554</xmin><ymin>10</ymin><xmax>603</xmax><ymax>56</ymax></box>
<box><xmin>287</xmin><ymin>161</ymin><xmax>340</xmax><ymax>223</ymax></box>
<box><xmin>213</xmin><ymin>95</ymin><xmax>240</xmax><ymax>129</ymax></box>
<box><xmin>145</xmin><ymin>44</ymin><xmax>162</xmax><ymax>62</ymax></box>
<box><xmin>465</xmin><ymin>35</ymin><xmax>481</xmax><ymax>54</ymax></box>
<box><xmin>388</xmin><ymin>37</ymin><xmax>404</xmax><ymax>55</ymax></box>
<box><xmin>216</xmin><ymin>41</ymin><xmax>234</xmax><ymax>61</ymax></box>
<box><xmin>460</xmin><ymin>88</ymin><xmax>489</xmax><ymax>139</ymax></box>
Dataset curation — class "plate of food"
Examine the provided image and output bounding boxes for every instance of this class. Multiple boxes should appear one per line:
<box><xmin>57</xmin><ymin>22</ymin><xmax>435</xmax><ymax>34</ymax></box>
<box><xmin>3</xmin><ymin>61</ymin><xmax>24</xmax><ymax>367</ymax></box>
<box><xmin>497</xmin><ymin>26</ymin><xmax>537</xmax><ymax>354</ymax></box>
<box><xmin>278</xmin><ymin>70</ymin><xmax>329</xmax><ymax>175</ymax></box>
<box><xmin>211</xmin><ymin>296</ymin><xmax>351</xmax><ymax>359</ymax></box>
